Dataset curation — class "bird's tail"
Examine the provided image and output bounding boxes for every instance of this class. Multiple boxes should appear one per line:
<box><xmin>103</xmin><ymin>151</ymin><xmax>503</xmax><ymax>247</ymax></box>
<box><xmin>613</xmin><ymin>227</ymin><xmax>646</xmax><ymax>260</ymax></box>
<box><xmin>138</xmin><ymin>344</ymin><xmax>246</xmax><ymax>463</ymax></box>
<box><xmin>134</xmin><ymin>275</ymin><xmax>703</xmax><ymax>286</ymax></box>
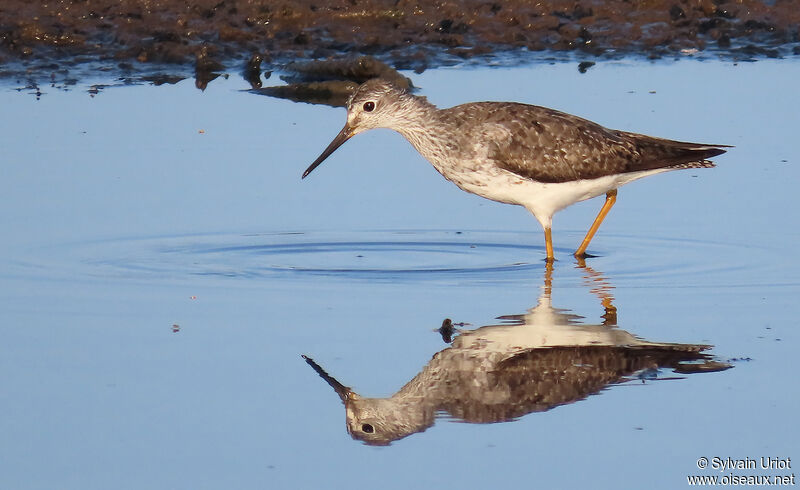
<box><xmin>618</xmin><ymin>131</ymin><xmax>731</xmax><ymax>172</ymax></box>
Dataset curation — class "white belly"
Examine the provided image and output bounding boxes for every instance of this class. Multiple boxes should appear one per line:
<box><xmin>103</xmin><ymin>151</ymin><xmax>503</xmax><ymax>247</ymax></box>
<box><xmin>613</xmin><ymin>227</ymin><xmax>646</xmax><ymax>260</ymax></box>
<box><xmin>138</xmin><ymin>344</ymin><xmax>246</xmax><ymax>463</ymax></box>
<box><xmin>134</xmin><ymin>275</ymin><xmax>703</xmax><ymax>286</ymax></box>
<box><xmin>454</xmin><ymin>168</ymin><xmax>671</xmax><ymax>229</ymax></box>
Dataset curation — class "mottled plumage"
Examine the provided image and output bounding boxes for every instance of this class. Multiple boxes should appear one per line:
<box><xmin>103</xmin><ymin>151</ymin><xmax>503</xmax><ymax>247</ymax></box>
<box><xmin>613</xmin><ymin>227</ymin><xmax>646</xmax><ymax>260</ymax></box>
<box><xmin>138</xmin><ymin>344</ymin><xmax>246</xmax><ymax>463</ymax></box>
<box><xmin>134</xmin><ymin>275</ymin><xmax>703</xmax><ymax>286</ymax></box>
<box><xmin>304</xmin><ymin>79</ymin><xmax>729</xmax><ymax>260</ymax></box>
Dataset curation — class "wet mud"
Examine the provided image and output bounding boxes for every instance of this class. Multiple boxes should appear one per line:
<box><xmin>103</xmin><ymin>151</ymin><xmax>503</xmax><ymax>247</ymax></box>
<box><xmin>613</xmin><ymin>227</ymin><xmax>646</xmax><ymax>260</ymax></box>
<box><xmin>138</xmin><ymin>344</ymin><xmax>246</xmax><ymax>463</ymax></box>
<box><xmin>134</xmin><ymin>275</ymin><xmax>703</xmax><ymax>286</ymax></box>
<box><xmin>1</xmin><ymin>0</ymin><xmax>798</xmax><ymax>87</ymax></box>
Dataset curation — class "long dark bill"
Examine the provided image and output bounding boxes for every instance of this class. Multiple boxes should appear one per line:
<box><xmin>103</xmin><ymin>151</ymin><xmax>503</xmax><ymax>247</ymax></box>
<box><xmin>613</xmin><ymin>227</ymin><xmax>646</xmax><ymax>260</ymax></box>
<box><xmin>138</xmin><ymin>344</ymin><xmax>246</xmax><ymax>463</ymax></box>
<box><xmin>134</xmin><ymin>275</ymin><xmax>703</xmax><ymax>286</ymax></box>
<box><xmin>301</xmin><ymin>125</ymin><xmax>352</xmax><ymax>179</ymax></box>
<box><xmin>301</xmin><ymin>355</ymin><xmax>353</xmax><ymax>403</ymax></box>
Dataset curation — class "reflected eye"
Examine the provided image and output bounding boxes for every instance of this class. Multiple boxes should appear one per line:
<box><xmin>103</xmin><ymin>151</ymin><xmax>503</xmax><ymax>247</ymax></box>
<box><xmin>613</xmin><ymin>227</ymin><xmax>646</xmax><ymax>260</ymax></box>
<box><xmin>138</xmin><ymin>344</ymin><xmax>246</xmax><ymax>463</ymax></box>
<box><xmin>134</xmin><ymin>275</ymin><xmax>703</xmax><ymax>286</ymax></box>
<box><xmin>361</xmin><ymin>423</ymin><xmax>374</xmax><ymax>433</ymax></box>
<box><xmin>363</xmin><ymin>101</ymin><xmax>375</xmax><ymax>112</ymax></box>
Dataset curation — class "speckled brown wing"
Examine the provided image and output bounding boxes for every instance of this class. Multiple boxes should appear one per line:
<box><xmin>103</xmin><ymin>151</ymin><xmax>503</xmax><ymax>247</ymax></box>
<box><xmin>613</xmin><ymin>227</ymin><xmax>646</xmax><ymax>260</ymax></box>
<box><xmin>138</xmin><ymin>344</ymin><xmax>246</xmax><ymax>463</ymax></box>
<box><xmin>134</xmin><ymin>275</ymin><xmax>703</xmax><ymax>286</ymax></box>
<box><xmin>453</xmin><ymin>102</ymin><xmax>636</xmax><ymax>183</ymax></box>
<box><xmin>452</xmin><ymin>102</ymin><xmax>726</xmax><ymax>183</ymax></box>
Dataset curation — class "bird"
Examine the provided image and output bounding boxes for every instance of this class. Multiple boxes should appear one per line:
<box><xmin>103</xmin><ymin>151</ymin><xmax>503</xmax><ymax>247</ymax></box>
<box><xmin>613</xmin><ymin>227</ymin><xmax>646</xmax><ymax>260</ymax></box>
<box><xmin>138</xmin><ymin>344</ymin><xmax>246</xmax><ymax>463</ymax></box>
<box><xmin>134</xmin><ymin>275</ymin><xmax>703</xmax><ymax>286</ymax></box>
<box><xmin>302</xmin><ymin>79</ymin><xmax>729</xmax><ymax>261</ymax></box>
<box><xmin>302</xmin><ymin>263</ymin><xmax>730</xmax><ymax>445</ymax></box>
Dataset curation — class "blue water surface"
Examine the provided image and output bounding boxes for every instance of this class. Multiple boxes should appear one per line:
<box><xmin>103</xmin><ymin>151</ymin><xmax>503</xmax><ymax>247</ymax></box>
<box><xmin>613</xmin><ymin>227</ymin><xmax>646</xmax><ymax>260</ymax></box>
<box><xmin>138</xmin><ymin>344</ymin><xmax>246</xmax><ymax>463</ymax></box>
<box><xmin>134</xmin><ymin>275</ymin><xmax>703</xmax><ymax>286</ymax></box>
<box><xmin>1</xmin><ymin>59</ymin><xmax>798</xmax><ymax>489</ymax></box>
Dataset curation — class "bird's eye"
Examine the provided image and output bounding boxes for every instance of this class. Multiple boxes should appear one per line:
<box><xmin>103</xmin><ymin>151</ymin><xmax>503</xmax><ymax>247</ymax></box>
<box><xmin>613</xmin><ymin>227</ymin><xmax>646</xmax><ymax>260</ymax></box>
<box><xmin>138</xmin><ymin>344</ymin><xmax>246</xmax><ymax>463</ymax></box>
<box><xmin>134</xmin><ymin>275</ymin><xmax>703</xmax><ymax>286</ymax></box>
<box><xmin>361</xmin><ymin>423</ymin><xmax>374</xmax><ymax>433</ymax></box>
<box><xmin>363</xmin><ymin>101</ymin><xmax>375</xmax><ymax>112</ymax></box>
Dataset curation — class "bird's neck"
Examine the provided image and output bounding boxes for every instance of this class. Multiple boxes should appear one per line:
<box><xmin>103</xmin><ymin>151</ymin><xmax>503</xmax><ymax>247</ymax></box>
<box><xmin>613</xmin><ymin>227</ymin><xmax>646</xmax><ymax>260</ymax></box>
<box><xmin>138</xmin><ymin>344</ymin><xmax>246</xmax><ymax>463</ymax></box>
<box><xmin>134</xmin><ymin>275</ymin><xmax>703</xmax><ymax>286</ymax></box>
<box><xmin>392</xmin><ymin>98</ymin><xmax>452</xmax><ymax>171</ymax></box>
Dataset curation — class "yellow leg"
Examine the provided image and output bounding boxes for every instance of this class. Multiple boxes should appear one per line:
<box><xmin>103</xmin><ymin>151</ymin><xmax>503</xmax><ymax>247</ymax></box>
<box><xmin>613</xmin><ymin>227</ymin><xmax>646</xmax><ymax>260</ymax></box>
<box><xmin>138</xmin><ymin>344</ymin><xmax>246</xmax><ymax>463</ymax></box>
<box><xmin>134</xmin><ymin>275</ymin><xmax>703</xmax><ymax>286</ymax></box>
<box><xmin>544</xmin><ymin>227</ymin><xmax>554</xmax><ymax>262</ymax></box>
<box><xmin>575</xmin><ymin>189</ymin><xmax>617</xmax><ymax>258</ymax></box>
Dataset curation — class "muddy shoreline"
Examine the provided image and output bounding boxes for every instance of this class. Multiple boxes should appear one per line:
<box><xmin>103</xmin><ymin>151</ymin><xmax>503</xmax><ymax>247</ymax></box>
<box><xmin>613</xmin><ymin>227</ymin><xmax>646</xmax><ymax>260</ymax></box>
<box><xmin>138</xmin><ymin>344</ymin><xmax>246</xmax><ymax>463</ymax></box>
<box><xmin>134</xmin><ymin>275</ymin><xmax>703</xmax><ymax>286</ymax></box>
<box><xmin>1</xmin><ymin>0</ymin><xmax>798</xmax><ymax>87</ymax></box>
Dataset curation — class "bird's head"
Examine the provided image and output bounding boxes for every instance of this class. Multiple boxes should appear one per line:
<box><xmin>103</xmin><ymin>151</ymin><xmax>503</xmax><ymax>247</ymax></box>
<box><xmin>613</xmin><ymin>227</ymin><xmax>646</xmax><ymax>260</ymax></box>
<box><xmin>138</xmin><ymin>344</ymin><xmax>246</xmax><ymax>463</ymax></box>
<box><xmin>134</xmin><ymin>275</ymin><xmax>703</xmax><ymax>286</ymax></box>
<box><xmin>302</xmin><ymin>79</ymin><xmax>425</xmax><ymax>179</ymax></box>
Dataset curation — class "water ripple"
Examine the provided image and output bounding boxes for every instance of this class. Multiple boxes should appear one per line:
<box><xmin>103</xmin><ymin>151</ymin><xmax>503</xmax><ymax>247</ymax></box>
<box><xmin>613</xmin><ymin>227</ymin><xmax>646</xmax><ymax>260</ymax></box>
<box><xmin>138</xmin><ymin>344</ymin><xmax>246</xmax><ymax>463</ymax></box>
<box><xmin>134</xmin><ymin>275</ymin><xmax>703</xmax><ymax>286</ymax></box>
<box><xmin>11</xmin><ymin>230</ymin><xmax>791</xmax><ymax>288</ymax></box>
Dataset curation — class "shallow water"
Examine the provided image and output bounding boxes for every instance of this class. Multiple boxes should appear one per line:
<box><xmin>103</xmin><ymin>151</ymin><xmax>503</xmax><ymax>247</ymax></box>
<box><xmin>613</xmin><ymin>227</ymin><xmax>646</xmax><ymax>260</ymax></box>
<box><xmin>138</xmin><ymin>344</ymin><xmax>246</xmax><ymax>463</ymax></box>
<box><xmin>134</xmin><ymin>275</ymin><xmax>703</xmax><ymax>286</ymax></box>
<box><xmin>1</xmin><ymin>60</ymin><xmax>798</xmax><ymax>489</ymax></box>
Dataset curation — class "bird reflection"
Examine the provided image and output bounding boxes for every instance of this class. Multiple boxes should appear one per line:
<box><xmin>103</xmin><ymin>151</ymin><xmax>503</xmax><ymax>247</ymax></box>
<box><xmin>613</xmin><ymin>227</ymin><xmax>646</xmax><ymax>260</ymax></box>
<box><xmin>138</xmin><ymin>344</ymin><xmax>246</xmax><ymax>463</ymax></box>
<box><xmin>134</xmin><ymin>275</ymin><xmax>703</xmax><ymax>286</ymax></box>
<box><xmin>303</xmin><ymin>262</ymin><xmax>731</xmax><ymax>446</ymax></box>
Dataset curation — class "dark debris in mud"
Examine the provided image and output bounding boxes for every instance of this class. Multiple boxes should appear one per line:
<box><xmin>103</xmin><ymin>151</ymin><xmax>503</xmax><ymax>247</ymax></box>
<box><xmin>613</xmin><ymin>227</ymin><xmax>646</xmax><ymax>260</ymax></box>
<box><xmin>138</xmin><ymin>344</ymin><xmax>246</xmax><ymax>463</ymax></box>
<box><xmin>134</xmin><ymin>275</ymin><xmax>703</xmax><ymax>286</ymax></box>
<box><xmin>252</xmin><ymin>79</ymin><xmax>360</xmax><ymax>106</ymax></box>
<box><xmin>0</xmin><ymin>0</ymin><xmax>798</xmax><ymax>90</ymax></box>
<box><xmin>250</xmin><ymin>56</ymin><xmax>413</xmax><ymax>106</ymax></box>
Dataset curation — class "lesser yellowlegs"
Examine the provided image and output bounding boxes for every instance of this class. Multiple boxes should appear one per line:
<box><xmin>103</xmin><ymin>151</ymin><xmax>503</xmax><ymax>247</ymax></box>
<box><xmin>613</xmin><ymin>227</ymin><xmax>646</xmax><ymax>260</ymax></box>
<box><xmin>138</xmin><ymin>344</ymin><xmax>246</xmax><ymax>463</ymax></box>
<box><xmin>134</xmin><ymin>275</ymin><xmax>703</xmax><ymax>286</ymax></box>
<box><xmin>303</xmin><ymin>79</ymin><xmax>728</xmax><ymax>261</ymax></box>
